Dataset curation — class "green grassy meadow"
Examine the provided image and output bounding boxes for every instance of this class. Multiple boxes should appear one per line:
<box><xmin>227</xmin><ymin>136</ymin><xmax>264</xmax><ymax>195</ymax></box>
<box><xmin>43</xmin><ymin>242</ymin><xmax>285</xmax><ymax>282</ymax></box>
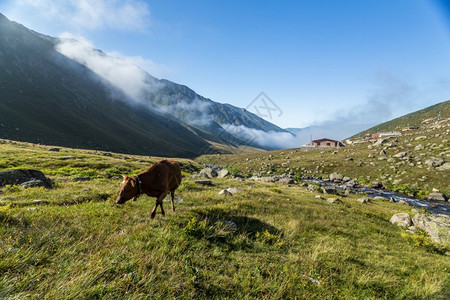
<box><xmin>0</xmin><ymin>140</ymin><xmax>449</xmax><ymax>299</ymax></box>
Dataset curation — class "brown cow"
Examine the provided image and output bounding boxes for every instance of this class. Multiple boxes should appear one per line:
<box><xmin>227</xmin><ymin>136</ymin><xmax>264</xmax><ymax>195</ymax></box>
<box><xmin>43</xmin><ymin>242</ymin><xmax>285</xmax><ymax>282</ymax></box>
<box><xmin>116</xmin><ymin>159</ymin><xmax>182</xmax><ymax>219</ymax></box>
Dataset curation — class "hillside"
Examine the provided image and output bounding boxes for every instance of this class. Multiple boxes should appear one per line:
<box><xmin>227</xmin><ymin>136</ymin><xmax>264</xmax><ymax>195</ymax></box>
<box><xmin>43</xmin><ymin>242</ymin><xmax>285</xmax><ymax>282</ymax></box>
<box><xmin>0</xmin><ymin>13</ymin><xmax>211</xmax><ymax>158</ymax></box>
<box><xmin>353</xmin><ymin>100</ymin><xmax>450</xmax><ymax>138</ymax></box>
<box><xmin>0</xmin><ymin>13</ymin><xmax>290</xmax><ymax>156</ymax></box>
<box><xmin>0</xmin><ymin>139</ymin><xmax>448</xmax><ymax>298</ymax></box>
<box><xmin>199</xmin><ymin>103</ymin><xmax>450</xmax><ymax>197</ymax></box>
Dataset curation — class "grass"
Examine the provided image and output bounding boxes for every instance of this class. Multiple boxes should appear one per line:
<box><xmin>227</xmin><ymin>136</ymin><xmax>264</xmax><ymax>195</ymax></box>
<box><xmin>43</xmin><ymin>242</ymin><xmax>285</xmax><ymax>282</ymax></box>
<box><xmin>198</xmin><ymin>117</ymin><xmax>450</xmax><ymax>197</ymax></box>
<box><xmin>0</xmin><ymin>140</ymin><xmax>449</xmax><ymax>299</ymax></box>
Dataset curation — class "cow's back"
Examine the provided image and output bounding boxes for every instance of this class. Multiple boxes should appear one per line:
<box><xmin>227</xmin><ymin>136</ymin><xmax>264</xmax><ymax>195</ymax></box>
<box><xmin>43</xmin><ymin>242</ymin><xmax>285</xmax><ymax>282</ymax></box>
<box><xmin>140</xmin><ymin>160</ymin><xmax>181</xmax><ymax>195</ymax></box>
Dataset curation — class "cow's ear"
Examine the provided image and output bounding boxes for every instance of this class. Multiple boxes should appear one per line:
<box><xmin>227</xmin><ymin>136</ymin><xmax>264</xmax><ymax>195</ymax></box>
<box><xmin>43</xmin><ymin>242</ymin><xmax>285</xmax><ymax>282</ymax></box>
<box><xmin>122</xmin><ymin>175</ymin><xmax>128</xmax><ymax>180</ymax></box>
<box><xmin>130</xmin><ymin>180</ymin><xmax>136</xmax><ymax>187</ymax></box>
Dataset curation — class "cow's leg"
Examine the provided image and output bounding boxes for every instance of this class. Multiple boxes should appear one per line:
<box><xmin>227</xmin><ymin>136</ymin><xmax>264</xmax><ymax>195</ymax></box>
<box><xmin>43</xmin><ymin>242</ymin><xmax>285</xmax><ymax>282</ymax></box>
<box><xmin>170</xmin><ymin>191</ymin><xmax>175</xmax><ymax>212</ymax></box>
<box><xmin>151</xmin><ymin>191</ymin><xmax>168</xmax><ymax>219</ymax></box>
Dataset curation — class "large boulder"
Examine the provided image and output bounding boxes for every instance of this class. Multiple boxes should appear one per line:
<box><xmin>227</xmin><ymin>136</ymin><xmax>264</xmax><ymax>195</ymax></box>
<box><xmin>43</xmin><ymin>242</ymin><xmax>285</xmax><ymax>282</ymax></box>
<box><xmin>412</xmin><ymin>213</ymin><xmax>450</xmax><ymax>247</ymax></box>
<box><xmin>436</xmin><ymin>162</ymin><xmax>450</xmax><ymax>171</ymax></box>
<box><xmin>390</xmin><ymin>213</ymin><xmax>412</xmax><ymax>227</ymax></box>
<box><xmin>424</xmin><ymin>158</ymin><xmax>445</xmax><ymax>168</ymax></box>
<box><xmin>198</xmin><ymin>167</ymin><xmax>218</xmax><ymax>178</ymax></box>
<box><xmin>329</xmin><ymin>172</ymin><xmax>343</xmax><ymax>182</ymax></box>
<box><xmin>0</xmin><ymin>169</ymin><xmax>52</xmax><ymax>188</ymax></box>
<box><xmin>217</xmin><ymin>169</ymin><xmax>230</xmax><ymax>178</ymax></box>
<box><xmin>321</xmin><ymin>186</ymin><xmax>338</xmax><ymax>194</ymax></box>
<box><xmin>426</xmin><ymin>193</ymin><xmax>448</xmax><ymax>201</ymax></box>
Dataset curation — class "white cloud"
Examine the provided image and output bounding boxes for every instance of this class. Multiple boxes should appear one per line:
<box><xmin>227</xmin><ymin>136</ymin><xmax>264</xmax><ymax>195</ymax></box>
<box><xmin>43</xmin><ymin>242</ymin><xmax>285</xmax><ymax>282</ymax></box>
<box><xmin>56</xmin><ymin>33</ymin><xmax>163</xmax><ymax>102</ymax></box>
<box><xmin>222</xmin><ymin>124</ymin><xmax>300</xmax><ymax>150</ymax></box>
<box><xmin>15</xmin><ymin>0</ymin><xmax>150</xmax><ymax>31</ymax></box>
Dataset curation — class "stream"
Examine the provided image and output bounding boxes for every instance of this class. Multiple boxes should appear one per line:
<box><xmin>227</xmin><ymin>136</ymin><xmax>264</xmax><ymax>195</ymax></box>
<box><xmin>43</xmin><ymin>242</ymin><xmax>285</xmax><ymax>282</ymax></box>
<box><xmin>305</xmin><ymin>179</ymin><xmax>450</xmax><ymax>215</ymax></box>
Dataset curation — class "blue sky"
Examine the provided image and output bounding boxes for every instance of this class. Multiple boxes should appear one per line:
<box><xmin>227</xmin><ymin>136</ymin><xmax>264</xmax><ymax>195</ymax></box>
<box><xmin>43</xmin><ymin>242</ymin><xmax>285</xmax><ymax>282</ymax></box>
<box><xmin>1</xmin><ymin>0</ymin><xmax>450</xmax><ymax>128</ymax></box>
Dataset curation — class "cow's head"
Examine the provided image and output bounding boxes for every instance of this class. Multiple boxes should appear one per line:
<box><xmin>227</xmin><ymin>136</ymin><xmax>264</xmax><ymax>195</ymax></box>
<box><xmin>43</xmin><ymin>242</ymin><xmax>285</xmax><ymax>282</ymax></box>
<box><xmin>116</xmin><ymin>175</ymin><xmax>138</xmax><ymax>204</ymax></box>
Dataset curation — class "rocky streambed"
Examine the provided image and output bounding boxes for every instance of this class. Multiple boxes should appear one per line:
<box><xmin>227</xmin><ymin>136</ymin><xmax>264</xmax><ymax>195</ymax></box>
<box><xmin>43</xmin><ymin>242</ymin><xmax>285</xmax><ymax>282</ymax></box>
<box><xmin>305</xmin><ymin>178</ymin><xmax>449</xmax><ymax>215</ymax></box>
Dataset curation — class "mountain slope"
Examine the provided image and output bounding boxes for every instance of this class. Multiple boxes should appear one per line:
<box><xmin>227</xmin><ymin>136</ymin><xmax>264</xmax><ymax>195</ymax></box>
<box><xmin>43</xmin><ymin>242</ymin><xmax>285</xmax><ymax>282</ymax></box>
<box><xmin>352</xmin><ymin>100</ymin><xmax>450</xmax><ymax>138</ymax></box>
<box><xmin>0</xmin><ymin>13</ymin><xmax>292</xmax><ymax>156</ymax></box>
<box><xmin>0</xmin><ymin>13</ymin><xmax>212</xmax><ymax>157</ymax></box>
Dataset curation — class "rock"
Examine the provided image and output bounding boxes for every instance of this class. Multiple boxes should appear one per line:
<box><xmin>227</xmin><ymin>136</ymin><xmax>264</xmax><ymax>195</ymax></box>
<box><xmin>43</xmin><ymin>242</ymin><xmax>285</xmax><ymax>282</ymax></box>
<box><xmin>0</xmin><ymin>169</ymin><xmax>52</xmax><ymax>188</ymax></box>
<box><xmin>437</xmin><ymin>162</ymin><xmax>450</xmax><ymax>171</ymax></box>
<box><xmin>379</xmin><ymin>150</ymin><xmax>387</xmax><ymax>156</ymax></box>
<box><xmin>424</xmin><ymin>158</ymin><xmax>445</xmax><ymax>168</ymax></box>
<box><xmin>219</xmin><ymin>189</ymin><xmax>232</xmax><ymax>195</ymax></box>
<box><xmin>47</xmin><ymin>147</ymin><xmax>60</xmax><ymax>152</ymax></box>
<box><xmin>278</xmin><ymin>177</ymin><xmax>295</xmax><ymax>184</ymax></box>
<box><xmin>390</xmin><ymin>213</ymin><xmax>413</xmax><ymax>227</ymax></box>
<box><xmin>0</xmin><ymin>197</ymin><xmax>16</xmax><ymax>201</ymax></box>
<box><xmin>414</xmin><ymin>136</ymin><xmax>427</xmax><ymax>141</ymax></box>
<box><xmin>412</xmin><ymin>213</ymin><xmax>450</xmax><ymax>247</ymax></box>
<box><xmin>33</xmin><ymin>199</ymin><xmax>48</xmax><ymax>204</ymax></box>
<box><xmin>393</xmin><ymin>152</ymin><xmax>407</xmax><ymax>158</ymax></box>
<box><xmin>426</xmin><ymin>193</ymin><xmax>448</xmax><ymax>201</ymax></box>
<box><xmin>357</xmin><ymin>197</ymin><xmax>371</xmax><ymax>204</ymax></box>
<box><xmin>371</xmin><ymin>182</ymin><xmax>383</xmax><ymax>189</ymax></box>
<box><xmin>329</xmin><ymin>172</ymin><xmax>343</xmax><ymax>182</ymax></box>
<box><xmin>374</xmin><ymin>138</ymin><xmax>388</xmax><ymax>147</ymax></box>
<box><xmin>81</xmin><ymin>188</ymin><xmax>91</xmax><ymax>192</ymax></box>
<box><xmin>193</xmin><ymin>180</ymin><xmax>213</xmax><ymax>186</ymax></box>
<box><xmin>327</xmin><ymin>197</ymin><xmax>342</xmax><ymax>204</ymax></box>
<box><xmin>72</xmin><ymin>176</ymin><xmax>91</xmax><ymax>181</ymax></box>
<box><xmin>102</xmin><ymin>152</ymin><xmax>112</xmax><ymax>157</ymax></box>
<box><xmin>342</xmin><ymin>176</ymin><xmax>351</xmax><ymax>182</ymax></box>
<box><xmin>20</xmin><ymin>179</ymin><xmax>48</xmax><ymax>189</ymax></box>
<box><xmin>374</xmin><ymin>196</ymin><xmax>386</xmax><ymax>200</ymax></box>
<box><xmin>307</xmin><ymin>184</ymin><xmax>318</xmax><ymax>192</ymax></box>
<box><xmin>198</xmin><ymin>167</ymin><xmax>218</xmax><ymax>178</ymax></box>
<box><xmin>224</xmin><ymin>221</ymin><xmax>237</xmax><ymax>231</ymax></box>
<box><xmin>321</xmin><ymin>186</ymin><xmax>338</xmax><ymax>195</ymax></box>
<box><xmin>414</xmin><ymin>144</ymin><xmax>424</xmax><ymax>151</ymax></box>
<box><xmin>398</xmin><ymin>200</ymin><xmax>409</xmax><ymax>205</ymax></box>
<box><xmin>217</xmin><ymin>169</ymin><xmax>230</xmax><ymax>178</ymax></box>
<box><xmin>315</xmin><ymin>195</ymin><xmax>323</xmax><ymax>199</ymax></box>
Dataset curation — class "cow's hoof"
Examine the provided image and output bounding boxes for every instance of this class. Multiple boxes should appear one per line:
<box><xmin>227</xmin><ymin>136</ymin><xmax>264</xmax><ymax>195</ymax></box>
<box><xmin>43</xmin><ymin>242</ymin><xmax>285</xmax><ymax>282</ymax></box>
<box><xmin>151</xmin><ymin>213</ymin><xmax>156</xmax><ymax>219</ymax></box>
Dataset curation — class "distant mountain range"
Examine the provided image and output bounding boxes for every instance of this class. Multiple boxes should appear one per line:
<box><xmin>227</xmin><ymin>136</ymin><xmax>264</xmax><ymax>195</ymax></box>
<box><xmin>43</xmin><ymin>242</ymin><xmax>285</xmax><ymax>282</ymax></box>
<box><xmin>0</xmin><ymin>13</ymin><xmax>288</xmax><ymax>157</ymax></box>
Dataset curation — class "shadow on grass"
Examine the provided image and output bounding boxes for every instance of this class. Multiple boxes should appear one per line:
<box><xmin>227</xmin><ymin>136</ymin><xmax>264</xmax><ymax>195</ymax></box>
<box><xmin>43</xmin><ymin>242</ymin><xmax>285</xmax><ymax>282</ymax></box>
<box><xmin>185</xmin><ymin>207</ymin><xmax>283</xmax><ymax>251</ymax></box>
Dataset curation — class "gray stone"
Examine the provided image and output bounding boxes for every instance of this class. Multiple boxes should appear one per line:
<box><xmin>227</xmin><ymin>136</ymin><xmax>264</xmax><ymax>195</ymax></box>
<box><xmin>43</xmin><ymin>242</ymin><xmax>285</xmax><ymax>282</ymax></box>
<box><xmin>412</xmin><ymin>213</ymin><xmax>450</xmax><ymax>247</ymax></box>
<box><xmin>437</xmin><ymin>162</ymin><xmax>450</xmax><ymax>171</ymax></box>
<box><xmin>278</xmin><ymin>177</ymin><xmax>295</xmax><ymax>184</ymax></box>
<box><xmin>426</xmin><ymin>192</ymin><xmax>448</xmax><ymax>201</ymax></box>
<box><xmin>217</xmin><ymin>169</ymin><xmax>230</xmax><ymax>178</ymax></box>
<box><xmin>371</xmin><ymin>182</ymin><xmax>383</xmax><ymax>189</ymax></box>
<box><xmin>198</xmin><ymin>167</ymin><xmax>218</xmax><ymax>178</ymax></box>
<box><xmin>329</xmin><ymin>172</ymin><xmax>343</xmax><ymax>182</ymax></box>
<box><xmin>72</xmin><ymin>176</ymin><xmax>91</xmax><ymax>181</ymax></box>
<box><xmin>379</xmin><ymin>150</ymin><xmax>387</xmax><ymax>156</ymax></box>
<box><xmin>224</xmin><ymin>221</ymin><xmax>237</xmax><ymax>231</ymax></box>
<box><xmin>321</xmin><ymin>186</ymin><xmax>338</xmax><ymax>194</ymax></box>
<box><xmin>357</xmin><ymin>197</ymin><xmax>371</xmax><ymax>204</ymax></box>
<box><xmin>414</xmin><ymin>144</ymin><xmax>424</xmax><ymax>151</ymax></box>
<box><xmin>0</xmin><ymin>169</ymin><xmax>52</xmax><ymax>188</ymax></box>
<box><xmin>47</xmin><ymin>147</ymin><xmax>60</xmax><ymax>152</ymax></box>
<box><xmin>327</xmin><ymin>197</ymin><xmax>342</xmax><ymax>204</ymax></box>
<box><xmin>424</xmin><ymin>158</ymin><xmax>445</xmax><ymax>168</ymax></box>
<box><xmin>20</xmin><ymin>179</ymin><xmax>47</xmax><ymax>189</ymax></box>
<box><xmin>393</xmin><ymin>152</ymin><xmax>407</xmax><ymax>158</ymax></box>
<box><xmin>390</xmin><ymin>213</ymin><xmax>413</xmax><ymax>227</ymax></box>
<box><xmin>219</xmin><ymin>189</ymin><xmax>232</xmax><ymax>195</ymax></box>
<box><xmin>0</xmin><ymin>197</ymin><xmax>16</xmax><ymax>201</ymax></box>
<box><xmin>374</xmin><ymin>196</ymin><xmax>387</xmax><ymax>201</ymax></box>
<box><xmin>33</xmin><ymin>199</ymin><xmax>48</xmax><ymax>204</ymax></box>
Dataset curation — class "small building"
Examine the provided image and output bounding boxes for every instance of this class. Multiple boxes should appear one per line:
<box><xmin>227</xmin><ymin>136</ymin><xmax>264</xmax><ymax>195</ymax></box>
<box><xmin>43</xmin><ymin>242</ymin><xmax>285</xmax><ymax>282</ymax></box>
<box><xmin>311</xmin><ymin>138</ymin><xmax>344</xmax><ymax>147</ymax></box>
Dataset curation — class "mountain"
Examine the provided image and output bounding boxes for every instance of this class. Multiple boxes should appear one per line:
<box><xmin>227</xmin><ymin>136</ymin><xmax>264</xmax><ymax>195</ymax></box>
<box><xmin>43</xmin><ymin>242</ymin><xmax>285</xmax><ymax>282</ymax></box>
<box><xmin>0</xmin><ymin>13</ymin><xmax>288</xmax><ymax>157</ymax></box>
<box><xmin>352</xmin><ymin>100</ymin><xmax>450</xmax><ymax>138</ymax></box>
